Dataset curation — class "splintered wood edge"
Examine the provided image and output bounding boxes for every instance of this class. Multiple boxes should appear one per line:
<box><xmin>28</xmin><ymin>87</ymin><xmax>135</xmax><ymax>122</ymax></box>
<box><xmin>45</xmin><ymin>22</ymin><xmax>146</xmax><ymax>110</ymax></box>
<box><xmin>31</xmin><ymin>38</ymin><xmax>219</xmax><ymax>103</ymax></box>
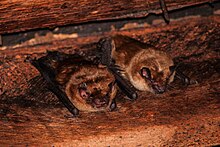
<box><xmin>0</xmin><ymin>15</ymin><xmax>219</xmax><ymax>58</ymax></box>
<box><xmin>0</xmin><ymin>0</ymin><xmax>217</xmax><ymax>34</ymax></box>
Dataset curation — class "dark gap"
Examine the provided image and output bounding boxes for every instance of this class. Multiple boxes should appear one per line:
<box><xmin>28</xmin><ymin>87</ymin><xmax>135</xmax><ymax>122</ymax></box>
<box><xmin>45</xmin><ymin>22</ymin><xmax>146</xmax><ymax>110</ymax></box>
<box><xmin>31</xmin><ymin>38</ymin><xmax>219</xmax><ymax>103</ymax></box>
<box><xmin>1</xmin><ymin>1</ymin><xmax>220</xmax><ymax>47</ymax></box>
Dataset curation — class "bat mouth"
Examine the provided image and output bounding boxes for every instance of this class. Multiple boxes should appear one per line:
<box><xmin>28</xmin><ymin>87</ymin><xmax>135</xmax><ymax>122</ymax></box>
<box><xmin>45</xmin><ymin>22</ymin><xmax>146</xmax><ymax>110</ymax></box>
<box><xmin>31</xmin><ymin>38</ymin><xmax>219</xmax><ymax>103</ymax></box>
<box><xmin>140</xmin><ymin>68</ymin><xmax>167</xmax><ymax>94</ymax></box>
<box><xmin>151</xmin><ymin>83</ymin><xmax>166</xmax><ymax>94</ymax></box>
<box><xmin>89</xmin><ymin>92</ymin><xmax>109</xmax><ymax>108</ymax></box>
<box><xmin>147</xmin><ymin>79</ymin><xmax>167</xmax><ymax>94</ymax></box>
<box><xmin>78</xmin><ymin>86</ymin><xmax>112</xmax><ymax>108</ymax></box>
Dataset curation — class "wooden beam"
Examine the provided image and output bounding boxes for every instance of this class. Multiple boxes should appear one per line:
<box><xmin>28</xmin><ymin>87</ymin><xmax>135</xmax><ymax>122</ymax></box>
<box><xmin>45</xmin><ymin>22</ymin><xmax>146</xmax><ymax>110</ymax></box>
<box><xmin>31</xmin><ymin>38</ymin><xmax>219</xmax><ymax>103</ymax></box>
<box><xmin>1</xmin><ymin>16</ymin><xmax>219</xmax><ymax>60</ymax></box>
<box><xmin>0</xmin><ymin>0</ymin><xmax>217</xmax><ymax>34</ymax></box>
<box><xmin>0</xmin><ymin>15</ymin><xmax>219</xmax><ymax>146</ymax></box>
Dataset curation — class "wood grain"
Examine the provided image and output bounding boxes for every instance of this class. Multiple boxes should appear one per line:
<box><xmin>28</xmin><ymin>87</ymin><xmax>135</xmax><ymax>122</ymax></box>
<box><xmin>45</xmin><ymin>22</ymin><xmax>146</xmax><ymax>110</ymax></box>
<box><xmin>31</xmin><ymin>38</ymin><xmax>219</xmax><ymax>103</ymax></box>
<box><xmin>0</xmin><ymin>35</ymin><xmax>2</xmax><ymax>45</ymax></box>
<box><xmin>0</xmin><ymin>15</ymin><xmax>220</xmax><ymax>146</ymax></box>
<box><xmin>0</xmin><ymin>0</ymin><xmax>217</xmax><ymax>34</ymax></box>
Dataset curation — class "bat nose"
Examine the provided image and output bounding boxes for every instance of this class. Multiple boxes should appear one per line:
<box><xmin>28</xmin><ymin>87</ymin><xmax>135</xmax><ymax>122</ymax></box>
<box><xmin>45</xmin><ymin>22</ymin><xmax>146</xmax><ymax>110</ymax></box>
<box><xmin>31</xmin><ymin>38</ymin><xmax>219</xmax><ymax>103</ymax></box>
<box><xmin>79</xmin><ymin>88</ymin><xmax>90</xmax><ymax>99</ymax></box>
<box><xmin>157</xmin><ymin>87</ymin><xmax>165</xmax><ymax>93</ymax></box>
<box><xmin>152</xmin><ymin>84</ymin><xmax>166</xmax><ymax>94</ymax></box>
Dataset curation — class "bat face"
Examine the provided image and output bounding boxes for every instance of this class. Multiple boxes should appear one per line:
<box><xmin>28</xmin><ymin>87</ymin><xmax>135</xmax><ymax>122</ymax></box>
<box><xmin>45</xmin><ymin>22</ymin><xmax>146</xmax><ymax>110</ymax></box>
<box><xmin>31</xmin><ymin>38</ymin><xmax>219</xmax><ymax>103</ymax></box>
<box><xmin>139</xmin><ymin>65</ymin><xmax>175</xmax><ymax>94</ymax></box>
<box><xmin>129</xmin><ymin>54</ymin><xmax>175</xmax><ymax>94</ymax></box>
<box><xmin>61</xmin><ymin>65</ymin><xmax>117</xmax><ymax>112</ymax></box>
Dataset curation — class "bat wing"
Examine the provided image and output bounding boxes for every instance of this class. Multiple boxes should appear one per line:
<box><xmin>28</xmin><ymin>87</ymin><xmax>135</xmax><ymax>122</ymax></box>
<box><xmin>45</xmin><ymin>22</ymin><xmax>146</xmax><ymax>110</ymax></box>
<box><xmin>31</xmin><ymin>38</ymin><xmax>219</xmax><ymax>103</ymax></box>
<box><xmin>30</xmin><ymin>56</ymin><xmax>79</xmax><ymax>116</ymax></box>
<box><xmin>98</xmin><ymin>37</ymin><xmax>138</xmax><ymax>100</ymax></box>
<box><xmin>97</xmin><ymin>37</ymin><xmax>113</xmax><ymax>66</ymax></box>
<box><xmin>108</xmin><ymin>65</ymin><xmax>137</xmax><ymax>100</ymax></box>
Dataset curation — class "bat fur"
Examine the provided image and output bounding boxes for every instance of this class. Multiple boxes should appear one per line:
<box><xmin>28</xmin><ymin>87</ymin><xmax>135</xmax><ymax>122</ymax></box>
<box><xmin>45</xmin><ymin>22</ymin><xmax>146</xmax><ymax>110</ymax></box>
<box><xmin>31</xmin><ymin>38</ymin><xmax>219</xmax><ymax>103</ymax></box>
<box><xmin>98</xmin><ymin>35</ymin><xmax>175</xmax><ymax>94</ymax></box>
<box><xmin>31</xmin><ymin>51</ymin><xmax>117</xmax><ymax>113</ymax></box>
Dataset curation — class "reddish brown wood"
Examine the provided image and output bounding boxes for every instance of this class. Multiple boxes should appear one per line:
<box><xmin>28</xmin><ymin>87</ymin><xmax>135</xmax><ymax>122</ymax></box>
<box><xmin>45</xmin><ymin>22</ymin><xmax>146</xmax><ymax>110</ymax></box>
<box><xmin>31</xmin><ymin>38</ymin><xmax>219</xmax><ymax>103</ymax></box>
<box><xmin>0</xmin><ymin>0</ymin><xmax>217</xmax><ymax>34</ymax></box>
<box><xmin>0</xmin><ymin>35</ymin><xmax>2</xmax><ymax>45</ymax></box>
<box><xmin>0</xmin><ymin>16</ymin><xmax>219</xmax><ymax>60</ymax></box>
<box><xmin>0</xmin><ymin>15</ymin><xmax>219</xmax><ymax>146</ymax></box>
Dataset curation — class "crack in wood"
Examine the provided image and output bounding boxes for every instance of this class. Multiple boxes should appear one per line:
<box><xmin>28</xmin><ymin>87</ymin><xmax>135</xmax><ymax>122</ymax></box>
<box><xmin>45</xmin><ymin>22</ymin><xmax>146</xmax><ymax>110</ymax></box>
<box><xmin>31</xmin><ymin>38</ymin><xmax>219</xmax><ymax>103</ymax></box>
<box><xmin>0</xmin><ymin>0</ymin><xmax>218</xmax><ymax>34</ymax></box>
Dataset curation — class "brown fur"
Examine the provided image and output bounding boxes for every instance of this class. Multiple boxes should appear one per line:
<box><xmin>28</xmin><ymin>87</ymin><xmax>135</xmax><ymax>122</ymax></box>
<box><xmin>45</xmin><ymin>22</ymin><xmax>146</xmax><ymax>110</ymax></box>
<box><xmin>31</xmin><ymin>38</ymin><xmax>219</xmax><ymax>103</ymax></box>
<box><xmin>55</xmin><ymin>59</ymin><xmax>117</xmax><ymax>112</ymax></box>
<box><xmin>110</xmin><ymin>35</ymin><xmax>175</xmax><ymax>93</ymax></box>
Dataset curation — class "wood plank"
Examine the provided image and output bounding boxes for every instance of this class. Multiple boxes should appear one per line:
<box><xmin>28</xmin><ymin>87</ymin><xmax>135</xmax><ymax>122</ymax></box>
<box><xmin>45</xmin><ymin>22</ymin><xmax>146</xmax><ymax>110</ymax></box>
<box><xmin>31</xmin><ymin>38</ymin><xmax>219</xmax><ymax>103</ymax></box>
<box><xmin>0</xmin><ymin>0</ymin><xmax>217</xmax><ymax>34</ymax></box>
<box><xmin>0</xmin><ymin>15</ymin><xmax>219</xmax><ymax>146</ymax></box>
<box><xmin>1</xmin><ymin>15</ymin><xmax>219</xmax><ymax>60</ymax></box>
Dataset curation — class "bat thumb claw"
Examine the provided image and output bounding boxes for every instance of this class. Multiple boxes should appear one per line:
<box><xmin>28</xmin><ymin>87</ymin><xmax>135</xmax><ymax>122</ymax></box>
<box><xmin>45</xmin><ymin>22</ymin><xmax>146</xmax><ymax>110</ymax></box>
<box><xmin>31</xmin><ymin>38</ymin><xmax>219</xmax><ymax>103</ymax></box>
<box><xmin>126</xmin><ymin>92</ymin><xmax>138</xmax><ymax>101</ymax></box>
<box><xmin>65</xmin><ymin>108</ymin><xmax>79</xmax><ymax>118</ymax></box>
<box><xmin>131</xmin><ymin>93</ymin><xmax>138</xmax><ymax>100</ymax></box>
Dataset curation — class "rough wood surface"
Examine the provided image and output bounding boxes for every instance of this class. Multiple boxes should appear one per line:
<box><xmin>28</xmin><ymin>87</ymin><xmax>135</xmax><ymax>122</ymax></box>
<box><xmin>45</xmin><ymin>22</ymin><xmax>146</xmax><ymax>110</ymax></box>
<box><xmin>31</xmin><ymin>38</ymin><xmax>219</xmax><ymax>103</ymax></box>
<box><xmin>0</xmin><ymin>0</ymin><xmax>217</xmax><ymax>34</ymax></box>
<box><xmin>0</xmin><ymin>35</ymin><xmax>2</xmax><ymax>46</ymax></box>
<box><xmin>0</xmin><ymin>16</ymin><xmax>219</xmax><ymax>146</ymax></box>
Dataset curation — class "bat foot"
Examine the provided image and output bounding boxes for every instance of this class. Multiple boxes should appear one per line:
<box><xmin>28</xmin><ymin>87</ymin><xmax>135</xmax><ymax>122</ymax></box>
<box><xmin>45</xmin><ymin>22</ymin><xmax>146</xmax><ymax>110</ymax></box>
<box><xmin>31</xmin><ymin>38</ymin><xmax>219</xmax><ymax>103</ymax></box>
<box><xmin>183</xmin><ymin>76</ymin><xmax>190</xmax><ymax>85</ymax></box>
<box><xmin>170</xmin><ymin>63</ymin><xmax>196</xmax><ymax>87</ymax></box>
<box><xmin>175</xmin><ymin>67</ymin><xmax>191</xmax><ymax>86</ymax></box>
<box><xmin>189</xmin><ymin>79</ymin><xmax>198</xmax><ymax>85</ymax></box>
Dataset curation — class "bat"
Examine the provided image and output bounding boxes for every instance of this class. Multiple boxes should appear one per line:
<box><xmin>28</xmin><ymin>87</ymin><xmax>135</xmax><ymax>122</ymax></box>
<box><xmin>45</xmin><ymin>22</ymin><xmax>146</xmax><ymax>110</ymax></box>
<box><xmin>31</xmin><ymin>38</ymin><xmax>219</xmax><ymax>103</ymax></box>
<box><xmin>30</xmin><ymin>51</ymin><xmax>118</xmax><ymax>116</ymax></box>
<box><xmin>97</xmin><ymin>35</ymin><xmax>190</xmax><ymax>96</ymax></box>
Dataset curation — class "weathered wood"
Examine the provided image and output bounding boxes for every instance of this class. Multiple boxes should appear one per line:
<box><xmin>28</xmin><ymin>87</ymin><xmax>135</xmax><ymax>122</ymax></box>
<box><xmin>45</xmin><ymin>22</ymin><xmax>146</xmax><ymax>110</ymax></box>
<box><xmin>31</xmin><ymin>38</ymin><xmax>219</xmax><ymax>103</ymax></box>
<box><xmin>0</xmin><ymin>35</ymin><xmax>2</xmax><ymax>45</ymax></box>
<box><xmin>1</xmin><ymin>15</ymin><xmax>219</xmax><ymax>60</ymax></box>
<box><xmin>0</xmin><ymin>55</ymin><xmax>219</xmax><ymax>146</ymax></box>
<box><xmin>0</xmin><ymin>15</ymin><xmax>219</xmax><ymax>146</ymax></box>
<box><xmin>0</xmin><ymin>0</ymin><xmax>217</xmax><ymax>34</ymax></box>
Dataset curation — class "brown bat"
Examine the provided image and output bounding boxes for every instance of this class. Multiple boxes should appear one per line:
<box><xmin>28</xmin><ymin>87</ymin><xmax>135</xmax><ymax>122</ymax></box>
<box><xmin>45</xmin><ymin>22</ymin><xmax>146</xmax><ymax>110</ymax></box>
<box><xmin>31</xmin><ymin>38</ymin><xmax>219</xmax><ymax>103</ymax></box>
<box><xmin>30</xmin><ymin>51</ymin><xmax>117</xmax><ymax>116</ymax></box>
<box><xmin>98</xmin><ymin>35</ymin><xmax>189</xmax><ymax>96</ymax></box>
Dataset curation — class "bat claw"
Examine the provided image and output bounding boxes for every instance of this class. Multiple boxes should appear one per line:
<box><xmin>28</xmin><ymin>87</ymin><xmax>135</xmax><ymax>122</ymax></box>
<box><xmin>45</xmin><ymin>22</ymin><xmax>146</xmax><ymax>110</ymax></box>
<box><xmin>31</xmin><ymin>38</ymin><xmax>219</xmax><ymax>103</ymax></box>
<box><xmin>109</xmin><ymin>99</ymin><xmax>117</xmax><ymax>111</ymax></box>
<box><xmin>190</xmin><ymin>79</ymin><xmax>198</xmax><ymax>85</ymax></box>
<box><xmin>64</xmin><ymin>107</ymin><xmax>80</xmax><ymax>118</ymax></box>
<box><xmin>131</xmin><ymin>93</ymin><xmax>138</xmax><ymax>100</ymax></box>
<box><xmin>72</xmin><ymin>107</ymin><xmax>79</xmax><ymax>116</ymax></box>
<box><xmin>184</xmin><ymin>77</ymin><xmax>190</xmax><ymax>85</ymax></box>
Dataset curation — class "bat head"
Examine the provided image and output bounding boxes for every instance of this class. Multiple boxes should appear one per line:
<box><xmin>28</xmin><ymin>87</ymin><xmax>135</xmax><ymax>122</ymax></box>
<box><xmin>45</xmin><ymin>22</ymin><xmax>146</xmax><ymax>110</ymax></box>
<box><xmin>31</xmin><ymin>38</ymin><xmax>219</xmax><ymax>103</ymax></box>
<box><xmin>139</xmin><ymin>64</ymin><xmax>175</xmax><ymax>94</ymax></box>
<box><xmin>65</xmin><ymin>65</ymin><xmax>117</xmax><ymax>111</ymax></box>
<box><xmin>130</xmin><ymin>50</ymin><xmax>175</xmax><ymax>94</ymax></box>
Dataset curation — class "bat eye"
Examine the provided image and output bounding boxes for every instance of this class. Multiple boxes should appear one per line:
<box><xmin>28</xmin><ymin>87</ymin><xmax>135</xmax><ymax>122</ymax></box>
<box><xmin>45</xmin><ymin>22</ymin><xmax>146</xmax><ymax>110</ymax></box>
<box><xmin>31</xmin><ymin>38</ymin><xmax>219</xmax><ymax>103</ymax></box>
<box><xmin>169</xmin><ymin>65</ymin><xmax>176</xmax><ymax>72</ymax></box>
<box><xmin>79</xmin><ymin>82</ymin><xmax>87</xmax><ymax>88</ymax></box>
<box><xmin>140</xmin><ymin>67</ymin><xmax>151</xmax><ymax>79</ymax></box>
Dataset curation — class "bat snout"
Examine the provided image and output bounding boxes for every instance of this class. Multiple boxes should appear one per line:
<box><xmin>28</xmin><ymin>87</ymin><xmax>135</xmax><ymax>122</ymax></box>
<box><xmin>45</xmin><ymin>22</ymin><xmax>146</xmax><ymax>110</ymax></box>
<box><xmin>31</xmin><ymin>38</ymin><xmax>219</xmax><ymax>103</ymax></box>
<box><xmin>87</xmin><ymin>88</ymin><xmax>111</xmax><ymax>108</ymax></box>
<box><xmin>79</xmin><ymin>88</ymin><xmax>90</xmax><ymax>99</ymax></box>
<box><xmin>92</xmin><ymin>97</ymin><xmax>108</xmax><ymax>108</ymax></box>
<box><xmin>152</xmin><ymin>83</ymin><xmax>166</xmax><ymax>94</ymax></box>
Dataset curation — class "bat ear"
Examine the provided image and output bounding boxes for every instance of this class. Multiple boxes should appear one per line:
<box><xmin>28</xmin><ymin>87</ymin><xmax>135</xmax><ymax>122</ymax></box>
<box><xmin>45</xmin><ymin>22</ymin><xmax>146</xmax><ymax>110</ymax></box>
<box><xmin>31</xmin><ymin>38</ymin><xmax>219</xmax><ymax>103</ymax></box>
<box><xmin>140</xmin><ymin>67</ymin><xmax>151</xmax><ymax>79</ymax></box>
